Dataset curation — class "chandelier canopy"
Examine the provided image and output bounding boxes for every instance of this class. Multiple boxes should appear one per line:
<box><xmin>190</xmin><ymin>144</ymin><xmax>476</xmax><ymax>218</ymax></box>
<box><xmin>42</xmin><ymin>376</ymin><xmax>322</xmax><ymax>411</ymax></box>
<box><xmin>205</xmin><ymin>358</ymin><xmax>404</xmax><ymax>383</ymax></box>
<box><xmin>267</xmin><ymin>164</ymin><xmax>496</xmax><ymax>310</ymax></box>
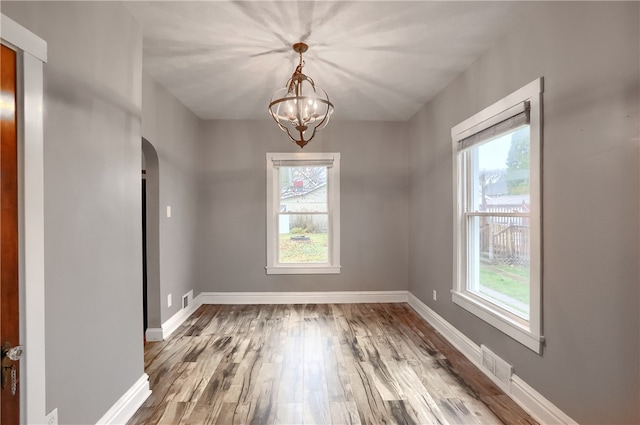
<box><xmin>268</xmin><ymin>43</ymin><xmax>334</xmax><ymax>148</ymax></box>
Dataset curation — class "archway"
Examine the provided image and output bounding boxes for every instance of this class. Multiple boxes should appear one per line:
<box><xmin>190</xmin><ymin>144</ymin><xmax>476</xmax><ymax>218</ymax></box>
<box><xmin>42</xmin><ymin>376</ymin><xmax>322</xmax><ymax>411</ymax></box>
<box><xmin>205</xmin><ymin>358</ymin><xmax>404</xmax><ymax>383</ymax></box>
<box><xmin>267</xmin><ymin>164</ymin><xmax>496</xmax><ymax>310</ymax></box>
<box><xmin>142</xmin><ymin>138</ymin><xmax>161</xmax><ymax>340</ymax></box>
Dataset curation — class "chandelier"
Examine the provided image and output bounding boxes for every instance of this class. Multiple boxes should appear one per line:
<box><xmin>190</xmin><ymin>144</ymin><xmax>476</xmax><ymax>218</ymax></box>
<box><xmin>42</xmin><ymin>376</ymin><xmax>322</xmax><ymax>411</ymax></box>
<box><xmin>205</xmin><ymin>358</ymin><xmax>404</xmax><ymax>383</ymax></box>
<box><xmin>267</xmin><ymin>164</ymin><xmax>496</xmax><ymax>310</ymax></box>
<box><xmin>268</xmin><ymin>43</ymin><xmax>334</xmax><ymax>148</ymax></box>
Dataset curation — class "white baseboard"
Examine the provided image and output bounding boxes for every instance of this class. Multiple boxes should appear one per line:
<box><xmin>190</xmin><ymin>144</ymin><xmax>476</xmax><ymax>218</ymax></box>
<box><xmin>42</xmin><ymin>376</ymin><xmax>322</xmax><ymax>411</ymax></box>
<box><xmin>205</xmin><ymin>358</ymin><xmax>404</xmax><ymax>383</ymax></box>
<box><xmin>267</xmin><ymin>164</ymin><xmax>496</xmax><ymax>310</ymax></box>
<box><xmin>407</xmin><ymin>292</ymin><xmax>577</xmax><ymax>425</ymax></box>
<box><xmin>198</xmin><ymin>290</ymin><xmax>408</xmax><ymax>305</ymax></box>
<box><xmin>95</xmin><ymin>374</ymin><xmax>151</xmax><ymax>425</ymax></box>
<box><xmin>510</xmin><ymin>375</ymin><xmax>579</xmax><ymax>425</ymax></box>
<box><xmin>408</xmin><ymin>292</ymin><xmax>482</xmax><ymax>363</ymax></box>
<box><xmin>145</xmin><ymin>328</ymin><xmax>163</xmax><ymax>342</ymax></box>
<box><xmin>159</xmin><ymin>293</ymin><xmax>203</xmax><ymax>340</ymax></box>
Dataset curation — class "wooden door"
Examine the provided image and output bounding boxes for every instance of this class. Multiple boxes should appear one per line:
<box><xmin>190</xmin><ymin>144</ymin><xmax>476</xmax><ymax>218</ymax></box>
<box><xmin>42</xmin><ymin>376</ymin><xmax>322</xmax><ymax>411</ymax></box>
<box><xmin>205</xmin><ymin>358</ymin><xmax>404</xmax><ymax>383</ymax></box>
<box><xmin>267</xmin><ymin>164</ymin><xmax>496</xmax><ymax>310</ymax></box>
<box><xmin>1</xmin><ymin>43</ymin><xmax>21</xmax><ymax>424</ymax></box>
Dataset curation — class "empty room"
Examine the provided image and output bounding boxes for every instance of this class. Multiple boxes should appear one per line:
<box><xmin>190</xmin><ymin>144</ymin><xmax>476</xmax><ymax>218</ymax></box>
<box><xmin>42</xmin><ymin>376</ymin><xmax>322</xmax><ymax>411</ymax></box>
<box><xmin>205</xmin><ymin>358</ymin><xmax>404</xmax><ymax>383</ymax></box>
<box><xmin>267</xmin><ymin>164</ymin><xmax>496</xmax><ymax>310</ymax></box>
<box><xmin>0</xmin><ymin>1</ymin><xmax>638</xmax><ymax>424</ymax></box>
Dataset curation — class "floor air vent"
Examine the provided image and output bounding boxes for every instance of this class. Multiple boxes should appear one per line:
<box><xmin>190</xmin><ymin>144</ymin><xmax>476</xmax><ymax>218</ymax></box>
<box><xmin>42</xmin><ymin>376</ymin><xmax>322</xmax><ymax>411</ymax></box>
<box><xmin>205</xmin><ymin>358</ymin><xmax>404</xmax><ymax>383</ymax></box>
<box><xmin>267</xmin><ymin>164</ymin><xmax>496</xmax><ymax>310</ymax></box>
<box><xmin>480</xmin><ymin>345</ymin><xmax>513</xmax><ymax>393</ymax></box>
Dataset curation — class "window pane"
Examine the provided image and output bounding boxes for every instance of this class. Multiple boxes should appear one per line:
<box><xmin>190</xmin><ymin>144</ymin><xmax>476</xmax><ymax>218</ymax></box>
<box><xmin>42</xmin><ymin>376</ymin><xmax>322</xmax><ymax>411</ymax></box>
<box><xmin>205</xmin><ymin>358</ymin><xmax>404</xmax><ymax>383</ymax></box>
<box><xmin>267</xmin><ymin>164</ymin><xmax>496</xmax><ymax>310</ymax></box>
<box><xmin>280</xmin><ymin>166</ymin><xmax>328</xmax><ymax>213</ymax></box>
<box><xmin>470</xmin><ymin>126</ymin><xmax>530</xmax><ymax>213</ymax></box>
<box><xmin>278</xmin><ymin>214</ymin><xmax>329</xmax><ymax>263</ymax></box>
<box><xmin>467</xmin><ymin>214</ymin><xmax>530</xmax><ymax>319</ymax></box>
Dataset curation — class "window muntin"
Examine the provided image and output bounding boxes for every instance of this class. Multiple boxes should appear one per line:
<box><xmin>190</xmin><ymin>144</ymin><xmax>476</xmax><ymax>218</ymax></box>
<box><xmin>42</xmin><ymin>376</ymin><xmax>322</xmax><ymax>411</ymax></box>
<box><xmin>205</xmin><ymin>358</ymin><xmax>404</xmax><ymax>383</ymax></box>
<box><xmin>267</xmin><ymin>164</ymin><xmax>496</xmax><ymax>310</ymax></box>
<box><xmin>266</xmin><ymin>153</ymin><xmax>340</xmax><ymax>274</ymax></box>
<box><xmin>452</xmin><ymin>78</ymin><xmax>542</xmax><ymax>353</ymax></box>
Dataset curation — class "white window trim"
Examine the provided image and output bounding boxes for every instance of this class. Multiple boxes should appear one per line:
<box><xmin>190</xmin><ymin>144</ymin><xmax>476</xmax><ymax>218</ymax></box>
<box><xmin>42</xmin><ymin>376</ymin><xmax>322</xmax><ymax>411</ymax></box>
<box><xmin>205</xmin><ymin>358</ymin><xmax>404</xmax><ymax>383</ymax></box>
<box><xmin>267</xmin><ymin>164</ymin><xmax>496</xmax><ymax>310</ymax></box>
<box><xmin>451</xmin><ymin>78</ymin><xmax>543</xmax><ymax>353</ymax></box>
<box><xmin>266</xmin><ymin>152</ymin><xmax>341</xmax><ymax>275</ymax></box>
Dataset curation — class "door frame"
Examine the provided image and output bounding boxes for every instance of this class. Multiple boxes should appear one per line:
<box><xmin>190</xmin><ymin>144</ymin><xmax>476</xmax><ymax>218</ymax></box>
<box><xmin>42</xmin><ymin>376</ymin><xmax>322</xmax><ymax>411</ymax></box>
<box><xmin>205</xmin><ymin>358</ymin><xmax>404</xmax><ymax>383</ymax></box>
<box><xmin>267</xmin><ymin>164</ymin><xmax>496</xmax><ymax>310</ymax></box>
<box><xmin>141</xmin><ymin>138</ymin><xmax>161</xmax><ymax>340</ymax></box>
<box><xmin>1</xmin><ymin>14</ymin><xmax>47</xmax><ymax>425</ymax></box>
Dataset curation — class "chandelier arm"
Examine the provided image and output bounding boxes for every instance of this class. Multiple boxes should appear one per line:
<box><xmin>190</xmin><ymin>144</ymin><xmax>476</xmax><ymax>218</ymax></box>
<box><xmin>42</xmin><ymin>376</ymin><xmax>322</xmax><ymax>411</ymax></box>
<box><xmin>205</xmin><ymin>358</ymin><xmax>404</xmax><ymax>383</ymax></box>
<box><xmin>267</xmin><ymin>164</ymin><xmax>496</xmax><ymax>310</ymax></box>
<box><xmin>268</xmin><ymin>97</ymin><xmax>334</xmax><ymax>125</ymax></box>
<box><xmin>304</xmin><ymin>75</ymin><xmax>316</xmax><ymax>89</ymax></box>
<box><xmin>286</xmin><ymin>76</ymin><xmax>295</xmax><ymax>93</ymax></box>
<box><xmin>269</xmin><ymin>107</ymin><xmax>321</xmax><ymax>149</ymax></box>
<box><xmin>282</xmin><ymin>123</ymin><xmax>312</xmax><ymax>148</ymax></box>
<box><xmin>293</xmin><ymin>125</ymin><xmax>318</xmax><ymax>148</ymax></box>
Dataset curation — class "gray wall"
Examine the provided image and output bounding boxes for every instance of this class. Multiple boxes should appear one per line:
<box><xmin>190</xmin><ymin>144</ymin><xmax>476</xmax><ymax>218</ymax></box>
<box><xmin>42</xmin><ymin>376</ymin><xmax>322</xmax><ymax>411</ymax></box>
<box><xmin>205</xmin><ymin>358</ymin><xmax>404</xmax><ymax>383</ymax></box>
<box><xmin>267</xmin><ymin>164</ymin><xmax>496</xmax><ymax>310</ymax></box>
<box><xmin>199</xmin><ymin>120</ymin><xmax>408</xmax><ymax>293</ymax></box>
<box><xmin>142</xmin><ymin>74</ymin><xmax>202</xmax><ymax>323</ymax></box>
<box><xmin>1</xmin><ymin>2</ymin><xmax>145</xmax><ymax>424</ymax></box>
<box><xmin>407</xmin><ymin>2</ymin><xmax>640</xmax><ymax>424</ymax></box>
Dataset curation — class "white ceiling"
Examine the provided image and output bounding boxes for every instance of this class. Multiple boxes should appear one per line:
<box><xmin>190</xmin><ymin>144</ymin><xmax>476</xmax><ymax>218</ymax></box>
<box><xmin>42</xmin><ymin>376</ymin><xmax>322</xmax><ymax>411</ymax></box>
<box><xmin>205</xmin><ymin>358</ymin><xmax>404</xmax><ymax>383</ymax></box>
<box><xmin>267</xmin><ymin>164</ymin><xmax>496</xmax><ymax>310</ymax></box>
<box><xmin>125</xmin><ymin>1</ymin><xmax>533</xmax><ymax>122</ymax></box>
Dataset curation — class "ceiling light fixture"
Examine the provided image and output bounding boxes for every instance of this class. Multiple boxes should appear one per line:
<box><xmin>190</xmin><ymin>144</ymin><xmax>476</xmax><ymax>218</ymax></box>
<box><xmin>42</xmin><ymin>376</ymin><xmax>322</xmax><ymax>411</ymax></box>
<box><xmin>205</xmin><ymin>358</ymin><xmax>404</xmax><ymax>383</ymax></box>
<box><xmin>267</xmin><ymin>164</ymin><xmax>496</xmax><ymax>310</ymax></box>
<box><xmin>268</xmin><ymin>42</ymin><xmax>334</xmax><ymax>148</ymax></box>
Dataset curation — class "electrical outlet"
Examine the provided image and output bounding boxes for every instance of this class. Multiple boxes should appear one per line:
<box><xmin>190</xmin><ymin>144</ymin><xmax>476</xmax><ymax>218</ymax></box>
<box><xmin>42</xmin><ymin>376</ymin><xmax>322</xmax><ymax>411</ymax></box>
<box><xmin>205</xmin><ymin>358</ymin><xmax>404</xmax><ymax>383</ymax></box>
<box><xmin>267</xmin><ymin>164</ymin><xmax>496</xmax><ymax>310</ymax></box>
<box><xmin>433</xmin><ymin>290</ymin><xmax>437</xmax><ymax>301</ymax></box>
<box><xmin>45</xmin><ymin>408</ymin><xmax>58</xmax><ymax>425</ymax></box>
<box><xmin>166</xmin><ymin>205</ymin><xmax>172</xmax><ymax>218</ymax></box>
<box><xmin>167</xmin><ymin>293</ymin><xmax>172</xmax><ymax>307</ymax></box>
<box><xmin>182</xmin><ymin>294</ymin><xmax>189</xmax><ymax>309</ymax></box>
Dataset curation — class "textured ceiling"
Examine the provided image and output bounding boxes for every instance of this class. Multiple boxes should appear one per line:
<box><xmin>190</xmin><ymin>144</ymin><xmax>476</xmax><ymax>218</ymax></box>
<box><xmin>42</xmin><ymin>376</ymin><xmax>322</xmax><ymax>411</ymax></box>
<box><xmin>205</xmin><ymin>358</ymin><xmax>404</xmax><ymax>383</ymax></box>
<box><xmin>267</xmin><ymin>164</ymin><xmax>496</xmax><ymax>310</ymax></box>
<box><xmin>125</xmin><ymin>1</ymin><xmax>532</xmax><ymax>121</ymax></box>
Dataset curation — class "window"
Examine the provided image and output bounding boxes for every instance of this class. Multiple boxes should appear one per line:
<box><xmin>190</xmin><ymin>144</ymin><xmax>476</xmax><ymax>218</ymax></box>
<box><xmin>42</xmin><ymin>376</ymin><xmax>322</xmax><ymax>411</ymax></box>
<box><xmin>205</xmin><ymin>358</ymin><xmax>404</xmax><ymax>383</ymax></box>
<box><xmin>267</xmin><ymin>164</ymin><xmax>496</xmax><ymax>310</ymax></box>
<box><xmin>266</xmin><ymin>152</ymin><xmax>340</xmax><ymax>274</ymax></box>
<box><xmin>452</xmin><ymin>79</ymin><xmax>543</xmax><ymax>353</ymax></box>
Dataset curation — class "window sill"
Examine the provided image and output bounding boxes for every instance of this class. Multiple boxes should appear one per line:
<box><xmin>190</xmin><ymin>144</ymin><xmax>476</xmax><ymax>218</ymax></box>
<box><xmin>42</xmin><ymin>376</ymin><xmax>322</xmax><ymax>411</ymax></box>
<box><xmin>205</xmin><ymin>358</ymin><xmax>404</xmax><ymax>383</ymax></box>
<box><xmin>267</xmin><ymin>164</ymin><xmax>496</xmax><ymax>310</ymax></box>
<box><xmin>266</xmin><ymin>265</ymin><xmax>341</xmax><ymax>275</ymax></box>
<box><xmin>452</xmin><ymin>290</ymin><xmax>543</xmax><ymax>353</ymax></box>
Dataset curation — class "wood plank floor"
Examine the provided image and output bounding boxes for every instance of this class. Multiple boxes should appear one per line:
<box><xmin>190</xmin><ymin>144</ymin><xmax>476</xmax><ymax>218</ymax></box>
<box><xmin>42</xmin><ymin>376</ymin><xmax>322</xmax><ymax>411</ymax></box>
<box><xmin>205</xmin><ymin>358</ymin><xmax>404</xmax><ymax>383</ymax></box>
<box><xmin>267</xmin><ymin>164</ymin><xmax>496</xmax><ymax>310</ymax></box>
<box><xmin>128</xmin><ymin>303</ymin><xmax>537</xmax><ymax>425</ymax></box>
